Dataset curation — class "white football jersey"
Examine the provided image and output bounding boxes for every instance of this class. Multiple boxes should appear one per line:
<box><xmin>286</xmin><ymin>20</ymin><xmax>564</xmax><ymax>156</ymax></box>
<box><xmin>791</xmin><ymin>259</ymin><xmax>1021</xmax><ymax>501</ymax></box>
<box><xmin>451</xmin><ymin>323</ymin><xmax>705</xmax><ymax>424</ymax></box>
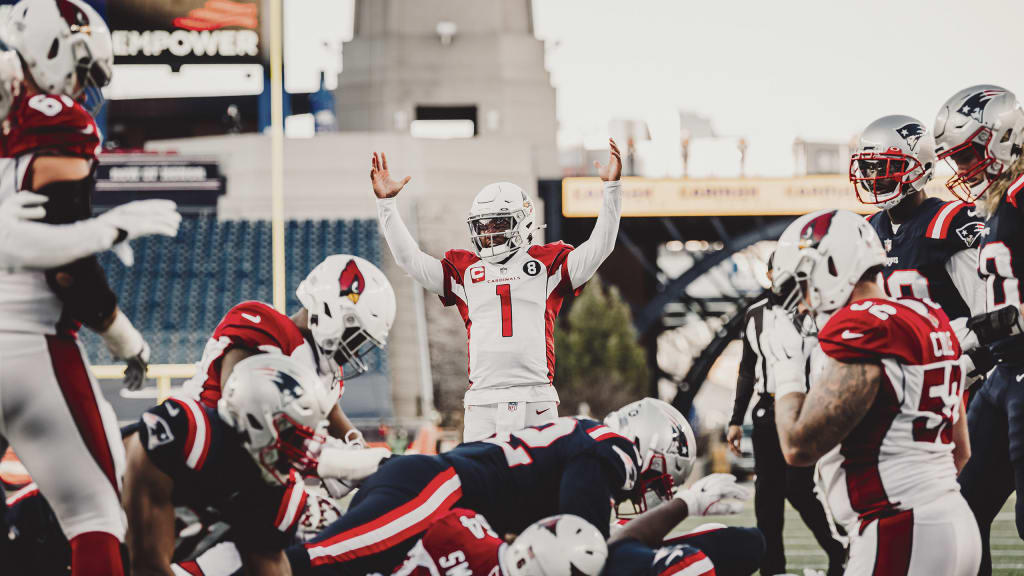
<box><xmin>813</xmin><ymin>298</ymin><xmax>964</xmax><ymax>531</ymax></box>
<box><xmin>0</xmin><ymin>94</ymin><xmax>101</xmax><ymax>335</ymax></box>
<box><xmin>440</xmin><ymin>242</ymin><xmax>579</xmax><ymax>405</ymax></box>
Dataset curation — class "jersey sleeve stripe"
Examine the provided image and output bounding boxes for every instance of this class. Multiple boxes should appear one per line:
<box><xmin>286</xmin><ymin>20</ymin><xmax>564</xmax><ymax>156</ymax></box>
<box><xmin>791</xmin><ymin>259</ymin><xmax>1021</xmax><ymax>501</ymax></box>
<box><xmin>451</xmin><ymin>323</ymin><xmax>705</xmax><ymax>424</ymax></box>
<box><xmin>5</xmin><ymin>482</ymin><xmax>39</xmax><ymax>507</ymax></box>
<box><xmin>275</xmin><ymin>471</ymin><xmax>309</xmax><ymax>533</ymax></box>
<box><xmin>306</xmin><ymin>467</ymin><xmax>463</xmax><ymax>565</ymax></box>
<box><xmin>1007</xmin><ymin>172</ymin><xmax>1024</xmax><ymax>208</ymax></box>
<box><xmin>586</xmin><ymin>425</ymin><xmax>624</xmax><ymax>442</ymax></box>
<box><xmin>169</xmin><ymin>397</ymin><xmax>212</xmax><ymax>471</ymax></box>
<box><xmin>220</xmin><ymin>323</ymin><xmax>285</xmax><ymax>350</ymax></box>
<box><xmin>926</xmin><ymin>201</ymin><xmax>965</xmax><ymax>239</ymax></box>
<box><xmin>658</xmin><ymin>551</ymin><xmax>714</xmax><ymax>576</ymax></box>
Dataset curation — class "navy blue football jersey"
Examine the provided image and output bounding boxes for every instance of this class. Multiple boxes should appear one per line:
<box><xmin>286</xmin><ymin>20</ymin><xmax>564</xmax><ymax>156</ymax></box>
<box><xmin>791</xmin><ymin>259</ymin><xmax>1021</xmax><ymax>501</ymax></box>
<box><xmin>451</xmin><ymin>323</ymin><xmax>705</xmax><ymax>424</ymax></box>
<box><xmin>604</xmin><ymin>539</ymin><xmax>715</xmax><ymax>576</ymax></box>
<box><xmin>137</xmin><ymin>396</ymin><xmax>305</xmax><ymax>552</ymax></box>
<box><xmin>868</xmin><ymin>197</ymin><xmax>984</xmax><ymax>319</ymax></box>
<box><xmin>979</xmin><ymin>183</ymin><xmax>1024</xmax><ymax>312</ymax></box>
<box><xmin>441</xmin><ymin>418</ymin><xmax>641</xmax><ymax>537</ymax></box>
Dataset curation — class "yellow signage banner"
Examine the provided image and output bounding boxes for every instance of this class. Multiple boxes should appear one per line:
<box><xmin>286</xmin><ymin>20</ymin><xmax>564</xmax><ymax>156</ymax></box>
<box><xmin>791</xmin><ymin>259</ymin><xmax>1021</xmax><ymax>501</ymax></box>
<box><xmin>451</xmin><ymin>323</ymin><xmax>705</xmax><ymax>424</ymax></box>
<box><xmin>561</xmin><ymin>176</ymin><xmax>956</xmax><ymax>218</ymax></box>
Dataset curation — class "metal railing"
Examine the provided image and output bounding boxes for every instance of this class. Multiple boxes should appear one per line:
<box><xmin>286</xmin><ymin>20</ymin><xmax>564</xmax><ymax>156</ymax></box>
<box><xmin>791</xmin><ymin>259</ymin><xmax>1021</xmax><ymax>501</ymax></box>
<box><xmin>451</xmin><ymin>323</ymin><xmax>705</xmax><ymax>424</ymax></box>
<box><xmin>90</xmin><ymin>363</ymin><xmax>196</xmax><ymax>403</ymax></box>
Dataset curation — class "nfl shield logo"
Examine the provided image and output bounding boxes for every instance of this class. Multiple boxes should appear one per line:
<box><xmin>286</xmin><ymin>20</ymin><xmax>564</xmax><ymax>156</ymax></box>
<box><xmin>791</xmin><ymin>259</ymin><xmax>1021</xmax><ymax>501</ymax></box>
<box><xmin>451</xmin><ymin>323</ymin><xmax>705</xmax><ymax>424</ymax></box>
<box><xmin>883</xmin><ymin>238</ymin><xmax>892</xmax><ymax>252</ymax></box>
<box><xmin>506</xmin><ymin>402</ymin><xmax>519</xmax><ymax>412</ymax></box>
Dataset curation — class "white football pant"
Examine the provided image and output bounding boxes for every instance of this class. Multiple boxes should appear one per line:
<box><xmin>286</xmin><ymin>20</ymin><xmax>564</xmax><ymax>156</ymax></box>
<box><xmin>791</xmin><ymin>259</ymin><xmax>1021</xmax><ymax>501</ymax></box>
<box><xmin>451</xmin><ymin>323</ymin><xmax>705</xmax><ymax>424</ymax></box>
<box><xmin>844</xmin><ymin>491</ymin><xmax>980</xmax><ymax>576</ymax></box>
<box><xmin>463</xmin><ymin>401</ymin><xmax>558</xmax><ymax>442</ymax></box>
<box><xmin>0</xmin><ymin>332</ymin><xmax>126</xmax><ymax>540</ymax></box>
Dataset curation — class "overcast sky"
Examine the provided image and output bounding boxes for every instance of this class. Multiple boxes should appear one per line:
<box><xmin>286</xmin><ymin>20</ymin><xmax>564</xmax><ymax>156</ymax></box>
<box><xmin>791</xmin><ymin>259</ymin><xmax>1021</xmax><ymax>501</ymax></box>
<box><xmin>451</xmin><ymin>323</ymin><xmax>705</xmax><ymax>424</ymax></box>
<box><xmin>532</xmin><ymin>0</ymin><xmax>1024</xmax><ymax>176</ymax></box>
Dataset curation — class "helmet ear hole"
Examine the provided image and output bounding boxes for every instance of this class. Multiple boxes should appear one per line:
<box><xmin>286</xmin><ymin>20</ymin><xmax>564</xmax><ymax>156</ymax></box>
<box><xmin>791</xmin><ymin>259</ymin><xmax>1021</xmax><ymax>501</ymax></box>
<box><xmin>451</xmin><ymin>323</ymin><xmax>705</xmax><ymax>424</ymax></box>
<box><xmin>47</xmin><ymin>38</ymin><xmax>59</xmax><ymax>59</ymax></box>
<box><xmin>246</xmin><ymin>414</ymin><xmax>264</xmax><ymax>430</ymax></box>
<box><xmin>828</xmin><ymin>256</ymin><xmax>838</xmax><ymax>277</ymax></box>
<box><xmin>322</xmin><ymin>302</ymin><xmax>332</xmax><ymax>318</ymax></box>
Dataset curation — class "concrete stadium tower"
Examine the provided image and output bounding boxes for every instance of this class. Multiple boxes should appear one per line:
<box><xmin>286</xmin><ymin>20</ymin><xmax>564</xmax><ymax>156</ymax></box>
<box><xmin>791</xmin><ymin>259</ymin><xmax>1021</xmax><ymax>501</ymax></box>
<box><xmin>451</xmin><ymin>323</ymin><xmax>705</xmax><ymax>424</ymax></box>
<box><xmin>336</xmin><ymin>0</ymin><xmax>558</xmax><ymax>178</ymax></box>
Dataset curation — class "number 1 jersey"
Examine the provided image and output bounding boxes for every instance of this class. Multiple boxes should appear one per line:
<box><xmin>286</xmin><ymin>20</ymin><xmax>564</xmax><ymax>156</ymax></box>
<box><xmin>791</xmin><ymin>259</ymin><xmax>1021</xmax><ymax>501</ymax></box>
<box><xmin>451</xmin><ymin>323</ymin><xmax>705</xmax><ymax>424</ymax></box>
<box><xmin>440</xmin><ymin>243</ymin><xmax>581</xmax><ymax>405</ymax></box>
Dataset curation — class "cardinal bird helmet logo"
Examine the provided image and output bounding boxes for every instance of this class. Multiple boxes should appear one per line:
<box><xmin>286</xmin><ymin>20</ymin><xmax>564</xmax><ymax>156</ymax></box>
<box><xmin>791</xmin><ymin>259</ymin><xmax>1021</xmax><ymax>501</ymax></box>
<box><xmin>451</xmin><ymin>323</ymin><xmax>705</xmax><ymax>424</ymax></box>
<box><xmin>338</xmin><ymin>259</ymin><xmax>365</xmax><ymax>304</ymax></box>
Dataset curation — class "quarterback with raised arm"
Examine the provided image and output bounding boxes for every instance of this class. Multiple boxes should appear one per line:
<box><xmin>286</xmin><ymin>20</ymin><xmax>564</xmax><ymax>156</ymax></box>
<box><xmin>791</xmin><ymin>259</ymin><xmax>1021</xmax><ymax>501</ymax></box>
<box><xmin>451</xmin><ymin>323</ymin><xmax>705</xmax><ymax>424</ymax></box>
<box><xmin>373</xmin><ymin>141</ymin><xmax>622</xmax><ymax>440</ymax></box>
<box><xmin>763</xmin><ymin>209</ymin><xmax>979</xmax><ymax>575</ymax></box>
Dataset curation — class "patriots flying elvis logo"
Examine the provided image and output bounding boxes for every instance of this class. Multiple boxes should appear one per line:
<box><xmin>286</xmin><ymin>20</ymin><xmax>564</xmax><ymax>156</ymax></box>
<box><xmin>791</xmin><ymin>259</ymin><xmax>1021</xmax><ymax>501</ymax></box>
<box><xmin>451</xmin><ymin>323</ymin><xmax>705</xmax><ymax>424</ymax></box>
<box><xmin>958</xmin><ymin>89</ymin><xmax>1005</xmax><ymax>124</ymax></box>
<box><xmin>896</xmin><ymin>123</ymin><xmax>925</xmax><ymax>151</ymax></box>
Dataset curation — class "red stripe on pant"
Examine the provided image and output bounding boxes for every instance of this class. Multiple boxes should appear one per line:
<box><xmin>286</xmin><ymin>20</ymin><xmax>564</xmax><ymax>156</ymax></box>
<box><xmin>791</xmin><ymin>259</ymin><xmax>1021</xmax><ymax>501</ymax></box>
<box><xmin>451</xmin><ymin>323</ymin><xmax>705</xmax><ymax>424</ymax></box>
<box><xmin>45</xmin><ymin>335</ymin><xmax>119</xmax><ymax>496</ymax></box>
<box><xmin>872</xmin><ymin>509</ymin><xmax>914</xmax><ymax>576</ymax></box>
<box><xmin>308</xmin><ymin>467</ymin><xmax>462</xmax><ymax>565</ymax></box>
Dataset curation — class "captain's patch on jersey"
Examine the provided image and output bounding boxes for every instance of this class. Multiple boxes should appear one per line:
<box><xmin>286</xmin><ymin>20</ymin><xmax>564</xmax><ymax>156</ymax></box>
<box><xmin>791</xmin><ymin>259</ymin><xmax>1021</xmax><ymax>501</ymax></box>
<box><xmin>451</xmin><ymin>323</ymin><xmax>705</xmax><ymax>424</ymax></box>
<box><xmin>143</xmin><ymin>412</ymin><xmax>175</xmax><ymax>450</ymax></box>
<box><xmin>470</xmin><ymin>266</ymin><xmax>486</xmax><ymax>283</ymax></box>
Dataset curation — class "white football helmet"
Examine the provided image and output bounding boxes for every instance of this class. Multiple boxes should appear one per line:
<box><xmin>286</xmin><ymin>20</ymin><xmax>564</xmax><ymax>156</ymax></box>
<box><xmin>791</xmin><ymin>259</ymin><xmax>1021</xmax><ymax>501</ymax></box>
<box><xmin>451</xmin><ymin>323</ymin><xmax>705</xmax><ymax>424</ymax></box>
<box><xmin>604</xmin><ymin>397</ymin><xmax>696</xmax><ymax>514</ymax></box>
<box><xmin>1</xmin><ymin>0</ymin><xmax>112</xmax><ymax>112</ymax></box>
<box><xmin>217</xmin><ymin>354</ymin><xmax>330</xmax><ymax>486</ymax></box>
<box><xmin>934</xmin><ymin>85</ymin><xmax>1024</xmax><ymax>203</ymax></box>
<box><xmin>502</xmin><ymin>515</ymin><xmax>608</xmax><ymax>576</ymax></box>
<box><xmin>850</xmin><ymin>115</ymin><xmax>937</xmax><ymax>210</ymax></box>
<box><xmin>771</xmin><ymin>210</ymin><xmax>885</xmax><ymax>321</ymax></box>
<box><xmin>466</xmin><ymin>182</ymin><xmax>538</xmax><ymax>264</ymax></box>
<box><xmin>296</xmin><ymin>255</ymin><xmax>396</xmax><ymax>379</ymax></box>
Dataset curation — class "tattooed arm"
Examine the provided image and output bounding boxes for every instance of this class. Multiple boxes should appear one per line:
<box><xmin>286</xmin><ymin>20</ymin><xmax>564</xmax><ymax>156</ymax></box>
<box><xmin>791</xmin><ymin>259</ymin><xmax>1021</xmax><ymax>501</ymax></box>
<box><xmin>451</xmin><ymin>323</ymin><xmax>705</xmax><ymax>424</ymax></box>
<box><xmin>774</xmin><ymin>357</ymin><xmax>880</xmax><ymax>466</ymax></box>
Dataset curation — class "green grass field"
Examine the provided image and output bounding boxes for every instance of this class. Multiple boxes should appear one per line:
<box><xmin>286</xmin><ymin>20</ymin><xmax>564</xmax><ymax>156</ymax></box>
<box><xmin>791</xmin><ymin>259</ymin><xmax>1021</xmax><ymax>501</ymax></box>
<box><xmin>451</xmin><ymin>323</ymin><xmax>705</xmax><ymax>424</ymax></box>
<box><xmin>669</xmin><ymin>490</ymin><xmax>1021</xmax><ymax>575</ymax></box>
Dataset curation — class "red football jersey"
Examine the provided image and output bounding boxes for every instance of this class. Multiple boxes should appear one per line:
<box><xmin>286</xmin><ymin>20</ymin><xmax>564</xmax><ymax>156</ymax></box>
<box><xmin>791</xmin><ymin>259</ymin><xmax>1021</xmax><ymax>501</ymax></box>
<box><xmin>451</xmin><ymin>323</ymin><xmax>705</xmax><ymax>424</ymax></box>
<box><xmin>391</xmin><ymin>508</ymin><xmax>504</xmax><ymax>576</ymax></box>
<box><xmin>2</xmin><ymin>93</ymin><xmax>101</xmax><ymax>160</ymax></box>
<box><xmin>184</xmin><ymin>301</ymin><xmax>336</xmax><ymax>407</ymax></box>
<box><xmin>814</xmin><ymin>297</ymin><xmax>963</xmax><ymax>529</ymax></box>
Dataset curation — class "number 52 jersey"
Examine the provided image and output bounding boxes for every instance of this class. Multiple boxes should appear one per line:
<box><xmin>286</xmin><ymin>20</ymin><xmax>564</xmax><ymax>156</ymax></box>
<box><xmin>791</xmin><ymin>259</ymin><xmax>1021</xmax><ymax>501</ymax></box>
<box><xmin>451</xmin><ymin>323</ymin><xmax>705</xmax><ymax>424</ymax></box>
<box><xmin>813</xmin><ymin>297</ymin><xmax>964</xmax><ymax>530</ymax></box>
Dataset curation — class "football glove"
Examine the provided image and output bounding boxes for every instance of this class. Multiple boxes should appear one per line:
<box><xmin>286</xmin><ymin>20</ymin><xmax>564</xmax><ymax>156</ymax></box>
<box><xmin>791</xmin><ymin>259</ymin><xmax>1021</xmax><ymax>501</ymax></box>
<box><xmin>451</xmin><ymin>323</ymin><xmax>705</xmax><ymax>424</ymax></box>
<box><xmin>97</xmin><ymin>200</ymin><xmax>182</xmax><ymax>266</ymax></box>
<box><xmin>760</xmin><ymin>306</ymin><xmax>807</xmax><ymax>398</ymax></box>
<box><xmin>967</xmin><ymin>306</ymin><xmax>1024</xmax><ymax>347</ymax></box>
<box><xmin>675</xmin><ymin>473</ymin><xmax>750</xmax><ymax>516</ymax></box>
<box><xmin>100</xmin><ymin>310</ymin><xmax>150</xmax><ymax>390</ymax></box>
<box><xmin>317</xmin><ymin>439</ymin><xmax>391</xmax><ymax>485</ymax></box>
<box><xmin>0</xmin><ymin>192</ymin><xmax>47</xmax><ymax>221</ymax></box>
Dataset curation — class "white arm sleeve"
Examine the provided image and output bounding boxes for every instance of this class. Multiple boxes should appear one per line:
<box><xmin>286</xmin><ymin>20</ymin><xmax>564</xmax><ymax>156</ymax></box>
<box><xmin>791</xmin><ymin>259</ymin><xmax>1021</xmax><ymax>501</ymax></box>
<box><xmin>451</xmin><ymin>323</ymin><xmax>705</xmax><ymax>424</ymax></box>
<box><xmin>565</xmin><ymin>180</ymin><xmax>622</xmax><ymax>289</ymax></box>
<box><xmin>376</xmin><ymin>197</ymin><xmax>445</xmax><ymax>295</ymax></box>
<box><xmin>0</xmin><ymin>217</ymin><xmax>117</xmax><ymax>270</ymax></box>
<box><xmin>946</xmin><ymin>248</ymin><xmax>986</xmax><ymax>317</ymax></box>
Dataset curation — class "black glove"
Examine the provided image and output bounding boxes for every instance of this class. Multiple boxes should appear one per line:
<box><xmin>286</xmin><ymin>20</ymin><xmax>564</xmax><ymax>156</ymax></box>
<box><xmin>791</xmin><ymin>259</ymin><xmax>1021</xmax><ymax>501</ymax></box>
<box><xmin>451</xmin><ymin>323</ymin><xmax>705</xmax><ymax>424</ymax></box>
<box><xmin>968</xmin><ymin>307</ymin><xmax>1024</xmax><ymax>347</ymax></box>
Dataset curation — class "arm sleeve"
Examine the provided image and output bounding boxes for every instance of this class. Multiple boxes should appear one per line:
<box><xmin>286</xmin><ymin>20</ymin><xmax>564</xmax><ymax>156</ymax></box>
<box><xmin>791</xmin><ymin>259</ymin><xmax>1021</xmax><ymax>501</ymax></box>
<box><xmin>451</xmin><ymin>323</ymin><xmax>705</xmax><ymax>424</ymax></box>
<box><xmin>730</xmin><ymin>319</ymin><xmax>757</xmax><ymax>426</ymax></box>
<box><xmin>565</xmin><ymin>180</ymin><xmax>622</xmax><ymax>289</ymax></box>
<box><xmin>376</xmin><ymin>197</ymin><xmax>445</xmax><ymax>295</ymax></box>
<box><xmin>945</xmin><ymin>248</ymin><xmax>986</xmax><ymax>317</ymax></box>
<box><xmin>0</xmin><ymin>217</ymin><xmax>117</xmax><ymax>270</ymax></box>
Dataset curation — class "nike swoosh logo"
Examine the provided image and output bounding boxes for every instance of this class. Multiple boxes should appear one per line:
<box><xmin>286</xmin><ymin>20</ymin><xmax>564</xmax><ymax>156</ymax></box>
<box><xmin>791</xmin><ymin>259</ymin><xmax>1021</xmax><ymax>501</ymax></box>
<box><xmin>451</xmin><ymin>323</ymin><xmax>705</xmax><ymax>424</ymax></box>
<box><xmin>1016</xmin><ymin>373</ymin><xmax>1024</xmax><ymax>382</ymax></box>
<box><xmin>165</xmin><ymin>402</ymin><xmax>180</xmax><ymax>417</ymax></box>
<box><xmin>841</xmin><ymin>330</ymin><xmax>865</xmax><ymax>340</ymax></box>
<box><xmin>535</xmin><ymin>409</ymin><xmax>550</xmax><ymax>415</ymax></box>
<box><xmin>241</xmin><ymin>313</ymin><xmax>261</xmax><ymax>323</ymax></box>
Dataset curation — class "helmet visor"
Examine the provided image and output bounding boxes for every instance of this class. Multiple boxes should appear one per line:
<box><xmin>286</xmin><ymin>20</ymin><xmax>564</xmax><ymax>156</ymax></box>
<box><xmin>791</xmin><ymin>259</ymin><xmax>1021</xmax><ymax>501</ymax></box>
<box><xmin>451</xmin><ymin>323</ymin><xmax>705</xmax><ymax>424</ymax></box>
<box><xmin>849</xmin><ymin>152</ymin><xmax>916</xmax><ymax>205</ymax></box>
<box><xmin>469</xmin><ymin>215</ymin><xmax>514</xmax><ymax>249</ymax></box>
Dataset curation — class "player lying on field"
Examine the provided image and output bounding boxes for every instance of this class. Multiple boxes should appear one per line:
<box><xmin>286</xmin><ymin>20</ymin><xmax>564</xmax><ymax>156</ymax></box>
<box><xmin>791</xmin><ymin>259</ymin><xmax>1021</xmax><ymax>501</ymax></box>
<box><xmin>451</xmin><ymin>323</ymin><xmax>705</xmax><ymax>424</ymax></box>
<box><xmin>762</xmin><ymin>209</ymin><xmax>979</xmax><ymax>576</ymax></box>
<box><xmin>284</xmin><ymin>398</ymin><xmax>746</xmax><ymax>575</ymax></box>
<box><xmin>372</xmin><ymin>141</ymin><xmax>622</xmax><ymax>441</ymax></box>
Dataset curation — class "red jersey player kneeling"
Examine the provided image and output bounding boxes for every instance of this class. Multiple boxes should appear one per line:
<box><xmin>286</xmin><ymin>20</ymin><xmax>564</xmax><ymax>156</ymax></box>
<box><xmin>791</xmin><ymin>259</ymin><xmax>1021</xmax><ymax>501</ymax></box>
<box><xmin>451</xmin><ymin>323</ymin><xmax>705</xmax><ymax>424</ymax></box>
<box><xmin>184</xmin><ymin>254</ymin><xmax>396</xmax><ymax>444</ymax></box>
<box><xmin>763</xmin><ymin>209</ymin><xmax>980</xmax><ymax>576</ymax></box>
<box><xmin>373</xmin><ymin>141</ymin><xmax>623</xmax><ymax>441</ymax></box>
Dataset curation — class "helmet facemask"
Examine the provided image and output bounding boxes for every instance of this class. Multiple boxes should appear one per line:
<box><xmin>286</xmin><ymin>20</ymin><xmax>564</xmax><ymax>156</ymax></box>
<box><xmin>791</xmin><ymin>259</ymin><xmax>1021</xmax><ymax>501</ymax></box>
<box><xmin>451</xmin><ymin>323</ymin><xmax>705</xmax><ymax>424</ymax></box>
<box><xmin>849</xmin><ymin>152</ymin><xmax>923</xmax><ymax>209</ymax></box>
<box><xmin>253</xmin><ymin>413</ymin><xmax>327</xmax><ymax>486</ymax></box>
<box><xmin>71</xmin><ymin>38</ymin><xmax>110</xmax><ymax>115</ymax></box>
<box><xmin>938</xmin><ymin>126</ymin><xmax>1002</xmax><ymax>203</ymax></box>
<box><xmin>624</xmin><ymin>451</ymin><xmax>675</xmax><ymax>515</ymax></box>
<box><xmin>467</xmin><ymin>210</ymin><xmax>526</xmax><ymax>264</ymax></box>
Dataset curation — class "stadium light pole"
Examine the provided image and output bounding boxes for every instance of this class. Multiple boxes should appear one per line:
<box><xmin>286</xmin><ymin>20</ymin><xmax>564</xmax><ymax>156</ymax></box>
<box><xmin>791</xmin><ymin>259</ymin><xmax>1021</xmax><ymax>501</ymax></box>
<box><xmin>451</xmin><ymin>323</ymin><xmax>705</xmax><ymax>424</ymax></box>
<box><xmin>269</xmin><ymin>0</ymin><xmax>286</xmax><ymax>313</ymax></box>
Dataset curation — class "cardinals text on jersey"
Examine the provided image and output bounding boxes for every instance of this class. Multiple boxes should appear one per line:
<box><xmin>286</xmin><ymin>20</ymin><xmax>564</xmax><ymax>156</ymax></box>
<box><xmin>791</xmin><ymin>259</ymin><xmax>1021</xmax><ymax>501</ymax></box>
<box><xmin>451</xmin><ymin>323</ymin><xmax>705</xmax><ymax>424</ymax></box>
<box><xmin>440</xmin><ymin>243</ymin><xmax>580</xmax><ymax>405</ymax></box>
<box><xmin>814</xmin><ymin>298</ymin><xmax>963</xmax><ymax>530</ymax></box>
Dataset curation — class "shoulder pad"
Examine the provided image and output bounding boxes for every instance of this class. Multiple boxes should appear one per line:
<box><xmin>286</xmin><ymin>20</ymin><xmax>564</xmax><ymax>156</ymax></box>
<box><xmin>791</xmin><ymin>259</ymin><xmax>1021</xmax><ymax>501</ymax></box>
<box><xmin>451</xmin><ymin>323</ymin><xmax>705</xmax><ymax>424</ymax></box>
<box><xmin>139</xmin><ymin>396</ymin><xmax>213</xmax><ymax>474</ymax></box>
<box><xmin>4</xmin><ymin>94</ymin><xmax>100</xmax><ymax>159</ymax></box>
<box><xmin>527</xmin><ymin>241</ymin><xmax>575</xmax><ymax>273</ymax></box>
<box><xmin>215</xmin><ymin>301</ymin><xmax>305</xmax><ymax>354</ymax></box>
